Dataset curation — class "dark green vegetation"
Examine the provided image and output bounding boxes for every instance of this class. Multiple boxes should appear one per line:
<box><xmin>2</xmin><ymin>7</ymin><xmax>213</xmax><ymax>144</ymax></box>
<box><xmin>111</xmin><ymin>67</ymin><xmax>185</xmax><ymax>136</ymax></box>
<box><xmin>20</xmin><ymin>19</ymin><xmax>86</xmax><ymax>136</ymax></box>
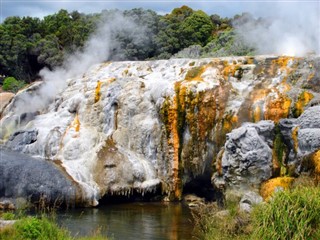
<box><xmin>0</xmin><ymin>213</ymin><xmax>108</xmax><ymax>240</ymax></box>
<box><xmin>2</xmin><ymin>76</ymin><xmax>26</xmax><ymax>93</ymax></box>
<box><xmin>192</xmin><ymin>180</ymin><xmax>320</xmax><ymax>240</ymax></box>
<box><xmin>0</xmin><ymin>6</ymin><xmax>255</xmax><ymax>87</ymax></box>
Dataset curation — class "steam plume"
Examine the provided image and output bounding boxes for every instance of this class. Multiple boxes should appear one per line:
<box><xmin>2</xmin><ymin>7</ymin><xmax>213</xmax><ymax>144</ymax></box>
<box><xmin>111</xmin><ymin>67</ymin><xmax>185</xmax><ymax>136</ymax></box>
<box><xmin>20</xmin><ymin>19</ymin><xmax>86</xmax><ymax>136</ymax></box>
<box><xmin>11</xmin><ymin>11</ymin><xmax>148</xmax><ymax>114</ymax></box>
<box><xmin>234</xmin><ymin>2</ymin><xmax>320</xmax><ymax>56</ymax></box>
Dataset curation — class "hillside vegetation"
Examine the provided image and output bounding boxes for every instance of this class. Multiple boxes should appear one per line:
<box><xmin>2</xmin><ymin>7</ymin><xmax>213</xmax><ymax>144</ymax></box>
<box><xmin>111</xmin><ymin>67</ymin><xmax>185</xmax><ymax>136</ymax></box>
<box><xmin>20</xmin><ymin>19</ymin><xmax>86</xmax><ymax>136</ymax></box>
<box><xmin>0</xmin><ymin>6</ymin><xmax>255</xmax><ymax>88</ymax></box>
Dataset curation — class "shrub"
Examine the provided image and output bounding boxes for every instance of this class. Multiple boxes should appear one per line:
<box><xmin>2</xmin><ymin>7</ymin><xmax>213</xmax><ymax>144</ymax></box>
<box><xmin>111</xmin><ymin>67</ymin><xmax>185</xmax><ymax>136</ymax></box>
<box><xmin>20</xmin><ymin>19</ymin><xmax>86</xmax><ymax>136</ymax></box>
<box><xmin>2</xmin><ymin>76</ymin><xmax>26</xmax><ymax>93</ymax></box>
<box><xmin>252</xmin><ymin>186</ymin><xmax>320</xmax><ymax>239</ymax></box>
<box><xmin>0</xmin><ymin>215</ymin><xmax>71</xmax><ymax>240</ymax></box>
<box><xmin>0</xmin><ymin>214</ymin><xmax>109</xmax><ymax>240</ymax></box>
<box><xmin>1</xmin><ymin>212</ymin><xmax>16</xmax><ymax>220</ymax></box>
<box><xmin>192</xmin><ymin>202</ymin><xmax>251</xmax><ymax>240</ymax></box>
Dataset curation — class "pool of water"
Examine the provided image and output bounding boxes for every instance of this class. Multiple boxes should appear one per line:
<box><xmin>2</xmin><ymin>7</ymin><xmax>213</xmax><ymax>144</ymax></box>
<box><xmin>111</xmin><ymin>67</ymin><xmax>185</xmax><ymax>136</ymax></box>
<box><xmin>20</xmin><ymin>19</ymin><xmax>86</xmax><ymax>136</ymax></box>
<box><xmin>57</xmin><ymin>202</ymin><xmax>194</xmax><ymax>240</ymax></box>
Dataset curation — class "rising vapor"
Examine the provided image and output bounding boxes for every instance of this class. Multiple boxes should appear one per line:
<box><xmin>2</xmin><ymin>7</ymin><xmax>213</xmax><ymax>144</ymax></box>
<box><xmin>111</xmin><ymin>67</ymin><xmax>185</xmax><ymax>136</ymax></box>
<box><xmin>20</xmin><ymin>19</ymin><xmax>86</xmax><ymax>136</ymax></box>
<box><xmin>234</xmin><ymin>2</ymin><xmax>320</xmax><ymax>56</ymax></box>
<box><xmin>10</xmin><ymin>11</ymin><xmax>148</xmax><ymax>114</ymax></box>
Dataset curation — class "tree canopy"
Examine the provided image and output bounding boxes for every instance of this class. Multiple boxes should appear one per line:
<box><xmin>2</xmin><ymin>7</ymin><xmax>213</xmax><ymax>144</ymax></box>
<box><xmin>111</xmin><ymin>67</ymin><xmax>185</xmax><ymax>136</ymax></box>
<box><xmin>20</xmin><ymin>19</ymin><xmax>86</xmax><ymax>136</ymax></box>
<box><xmin>0</xmin><ymin>6</ymin><xmax>254</xmax><ymax>85</ymax></box>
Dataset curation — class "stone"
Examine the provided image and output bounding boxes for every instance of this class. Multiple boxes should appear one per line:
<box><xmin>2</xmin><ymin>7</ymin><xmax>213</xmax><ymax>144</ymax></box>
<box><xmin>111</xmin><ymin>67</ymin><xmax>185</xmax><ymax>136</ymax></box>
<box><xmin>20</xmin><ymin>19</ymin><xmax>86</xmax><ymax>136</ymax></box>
<box><xmin>239</xmin><ymin>191</ymin><xmax>263</xmax><ymax>213</ymax></box>
<box><xmin>0</xmin><ymin>220</ymin><xmax>16</xmax><ymax>229</ymax></box>
<box><xmin>279</xmin><ymin>106</ymin><xmax>320</xmax><ymax>170</ymax></box>
<box><xmin>297</xmin><ymin>106</ymin><xmax>320</xmax><ymax>129</ymax></box>
<box><xmin>183</xmin><ymin>194</ymin><xmax>205</xmax><ymax>208</ymax></box>
<box><xmin>0</xmin><ymin>149</ymin><xmax>92</xmax><ymax>207</ymax></box>
<box><xmin>0</xmin><ymin>200</ymin><xmax>15</xmax><ymax>210</ymax></box>
<box><xmin>219</xmin><ymin>121</ymin><xmax>274</xmax><ymax>189</ymax></box>
<box><xmin>0</xmin><ymin>56</ymin><xmax>319</xmax><ymax>206</ymax></box>
<box><xmin>5</xmin><ymin>130</ymin><xmax>38</xmax><ymax>152</ymax></box>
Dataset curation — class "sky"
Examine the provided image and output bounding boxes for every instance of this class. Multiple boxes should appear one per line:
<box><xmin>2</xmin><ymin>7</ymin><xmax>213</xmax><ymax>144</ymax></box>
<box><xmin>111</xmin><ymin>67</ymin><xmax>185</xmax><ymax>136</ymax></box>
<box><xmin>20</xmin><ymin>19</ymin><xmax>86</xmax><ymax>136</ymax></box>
<box><xmin>1</xmin><ymin>0</ymin><xmax>319</xmax><ymax>21</ymax></box>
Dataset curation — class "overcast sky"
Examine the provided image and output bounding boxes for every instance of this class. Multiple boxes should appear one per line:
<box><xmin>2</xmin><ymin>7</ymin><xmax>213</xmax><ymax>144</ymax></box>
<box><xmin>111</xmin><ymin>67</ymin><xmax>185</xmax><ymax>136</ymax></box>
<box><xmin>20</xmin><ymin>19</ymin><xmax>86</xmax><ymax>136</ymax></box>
<box><xmin>1</xmin><ymin>0</ymin><xmax>319</xmax><ymax>21</ymax></box>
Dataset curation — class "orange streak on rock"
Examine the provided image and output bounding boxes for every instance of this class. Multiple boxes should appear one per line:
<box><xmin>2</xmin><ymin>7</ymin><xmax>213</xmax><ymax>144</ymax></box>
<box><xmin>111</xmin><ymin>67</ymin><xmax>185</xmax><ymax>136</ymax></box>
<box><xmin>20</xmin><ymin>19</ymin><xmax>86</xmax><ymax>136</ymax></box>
<box><xmin>95</xmin><ymin>80</ymin><xmax>102</xmax><ymax>103</ymax></box>
<box><xmin>264</xmin><ymin>94</ymin><xmax>291</xmax><ymax>123</ymax></box>
<box><xmin>72</xmin><ymin>114</ymin><xmax>81</xmax><ymax>132</ymax></box>
<box><xmin>312</xmin><ymin>150</ymin><xmax>320</xmax><ymax>181</ymax></box>
<box><xmin>292</xmin><ymin>126</ymin><xmax>299</xmax><ymax>153</ymax></box>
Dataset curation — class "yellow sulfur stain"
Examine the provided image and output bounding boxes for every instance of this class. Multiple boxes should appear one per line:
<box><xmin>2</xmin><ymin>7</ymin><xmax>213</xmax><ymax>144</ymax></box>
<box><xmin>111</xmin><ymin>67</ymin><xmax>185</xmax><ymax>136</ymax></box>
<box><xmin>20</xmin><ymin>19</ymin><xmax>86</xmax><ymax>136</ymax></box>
<box><xmin>264</xmin><ymin>95</ymin><xmax>291</xmax><ymax>123</ymax></box>
<box><xmin>222</xmin><ymin>62</ymin><xmax>240</xmax><ymax>80</ymax></box>
<box><xmin>222</xmin><ymin>113</ymin><xmax>238</xmax><ymax>134</ymax></box>
<box><xmin>260</xmin><ymin>176</ymin><xmax>294</xmax><ymax>200</ymax></box>
<box><xmin>253</xmin><ymin>105</ymin><xmax>261</xmax><ymax>123</ymax></box>
<box><xmin>292</xmin><ymin>126</ymin><xmax>299</xmax><ymax>153</ymax></box>
<box><xmin>307</xmin><ymin>72</ymin><xmax>315</xmax><ymax>81</ymax></box>
<box><xmin>71</xmin><ymin>114</ymin><xmax>81</xmax><ymax>132</ymax></box>
<box><xmin>185</xmin><ymin>66</ymin><xmax>206</xmax><ymax>81</ymax></box>
<box><xmin>268</xmin><ymin>56</ymin><xmax>298</xmax><ymax>79</ymax></box>
<box><xmin>95</xmin><ymin>80</ymin><xmax>102</xmax><ymax>103</ymax></box>
<box><xmin>246</xmin><ymin>57</ymin><xmax>254</xmax><ymax>64</ymax></box>
<box><xmin>312</xmin><ymin>150</ymin><xmax>320</xmax><ymax>176</ymax></box>
<box><xmin>94</xmin><ymin>78</ymin><xmax>116</xmax><ymax>103</ymax></box>
<box><xmin>294</xmin><ymin>91</ymin><xmax>314</xmax><ymax>117</ymax></box>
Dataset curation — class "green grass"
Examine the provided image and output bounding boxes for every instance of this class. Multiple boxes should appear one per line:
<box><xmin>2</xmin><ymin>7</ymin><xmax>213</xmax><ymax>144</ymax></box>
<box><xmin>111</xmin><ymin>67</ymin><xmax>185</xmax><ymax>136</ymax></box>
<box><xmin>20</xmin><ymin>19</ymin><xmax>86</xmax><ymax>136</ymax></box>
<box><xmin>0</xmin><ymin>214</ymin><xmax>110</xmax><ymax>240</ymax></box>
<box><xmin>191</xmin><ymin>201</ymin><xmax>251</xmax><ymax>240</ymax></box>
<box><xmin>192</xmin><ymin>182</ymin><xmax>320</xmax><ymax>240</ymax></box>
<box><xmin>251</xmin><ymin>185</ymin><xmax>320</xmax><ymax>240</ymax></box>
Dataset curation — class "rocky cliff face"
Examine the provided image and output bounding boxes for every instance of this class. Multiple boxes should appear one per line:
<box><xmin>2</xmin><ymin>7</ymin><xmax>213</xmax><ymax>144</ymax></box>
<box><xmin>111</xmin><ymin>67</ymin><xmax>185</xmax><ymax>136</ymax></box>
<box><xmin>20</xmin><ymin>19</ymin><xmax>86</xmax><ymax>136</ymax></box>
<box><xmin>1</xmin><ymin>55</ymin><xmax>319</xmax><ymax>206</ymax></box>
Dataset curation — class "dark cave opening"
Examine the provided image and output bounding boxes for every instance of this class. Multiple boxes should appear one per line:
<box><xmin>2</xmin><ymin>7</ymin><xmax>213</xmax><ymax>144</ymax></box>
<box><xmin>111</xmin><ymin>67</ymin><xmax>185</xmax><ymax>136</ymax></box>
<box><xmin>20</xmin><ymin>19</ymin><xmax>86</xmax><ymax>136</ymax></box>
<box><xmin>98</xmin><ymin>185</ymin><xmax>163</xmax><ymax>204</ymax></box>
<box><xmin>182</xmin><ymin>174</ymin><xmax>223</xmax><ymax>203</ymax></box>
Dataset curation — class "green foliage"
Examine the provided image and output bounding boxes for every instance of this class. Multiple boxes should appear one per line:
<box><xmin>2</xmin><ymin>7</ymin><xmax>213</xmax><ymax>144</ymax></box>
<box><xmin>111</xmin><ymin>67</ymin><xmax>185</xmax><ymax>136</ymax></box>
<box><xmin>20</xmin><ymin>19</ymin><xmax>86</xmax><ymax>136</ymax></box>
<box><xmin>0</xmin><ymin>214</ymin><xmax>110</xmax><ymax>240</ymax></box>
<box><xmin>273</xmin><ymin>124</ymin><xmax>288</xmax><ymax>175</ymax></box>
<box><xmin>201</xmin><ymin>30</ymin><xmax>255</xmax><ymax>57</ymax></box>
<box><xmin>0</xmin><ymin>216</ymin><xmax>70</xmax><ymax>240</ymax></box>
<box><xmin>251</xmin><ymin>186</ymin><xmax>320</xmax><ymax>240</ymax></box>
<box><xmin>185</xmin><ymin>66</ymin><xmax>203</xmax><ymax>80</ymax></box>
<box><xmin>0</xmin><ymin>10</ymin><xmax>97</xmax><ymax>81</ymax></box>
<box><xmin>155</xmin><ymin>6</ymin><xmax>214</xmax><ymax>57</ymax></box>
<box><xmin>0</xmin><ymin>6</ymin><xmax>257</xmax><ymax>82</ymax></box>
<box><xmin>2</xmin><ymin>77</ymin><xmax>26</xmax><ymax>92</ymax></box>
<box><xmin>1</xmin><ymin>212</ymin><xmax>16</xmax><ymax>220</ymax></box>
<box><xmin>192</xmin><ymin>202</ymin><xmax>251</xmax><ymax>240</ymax></box>
<box><xmin>193</xmin><ymin>183</ymin><xmax>320</xmax><ymax>240</ymax></box>
<box><xmin>179</xmin><ymin>10</ymin><xmax>213</xmax><ymax>48</ymax></box>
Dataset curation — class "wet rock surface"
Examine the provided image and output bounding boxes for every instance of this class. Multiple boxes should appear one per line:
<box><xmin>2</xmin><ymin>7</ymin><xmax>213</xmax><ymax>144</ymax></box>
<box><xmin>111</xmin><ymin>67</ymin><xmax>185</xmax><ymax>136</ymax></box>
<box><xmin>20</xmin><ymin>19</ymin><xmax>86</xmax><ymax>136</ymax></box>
<box><xmin>0</xmin><ymin>56</ymin><xmax>319</xmax><ymax>205</ymax></box>
<box><xmin>0</xmin><ymin>149</ymin><xmax>85</xmax><ymax>207</ymax></box>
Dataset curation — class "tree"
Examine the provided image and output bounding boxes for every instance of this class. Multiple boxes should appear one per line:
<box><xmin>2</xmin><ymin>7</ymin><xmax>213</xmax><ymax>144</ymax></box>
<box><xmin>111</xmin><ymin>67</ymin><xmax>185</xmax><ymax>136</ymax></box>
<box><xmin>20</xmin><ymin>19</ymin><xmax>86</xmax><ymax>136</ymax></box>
<box><xmin>155</xmin><ymin>6</ymin><xmax>194</xmax><ymax>57</ymax></box>
<box><xmin>179</xmin><ymin>10</ymin><xmax>213</xmax><ymax>48</ymax></box>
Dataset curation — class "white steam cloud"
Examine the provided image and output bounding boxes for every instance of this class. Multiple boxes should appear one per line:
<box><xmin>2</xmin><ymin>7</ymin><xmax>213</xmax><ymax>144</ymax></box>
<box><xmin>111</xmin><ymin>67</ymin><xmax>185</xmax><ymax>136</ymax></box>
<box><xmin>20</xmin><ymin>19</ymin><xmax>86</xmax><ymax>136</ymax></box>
<box><xmin>234</xmin><ymin>3</ymin><xmax>320</xmax><ymax>56</ymax></box>
<box><xmin>11</xmin><ymin>12</ymin><xmax>147</xmax><ymax>115</ymax></box>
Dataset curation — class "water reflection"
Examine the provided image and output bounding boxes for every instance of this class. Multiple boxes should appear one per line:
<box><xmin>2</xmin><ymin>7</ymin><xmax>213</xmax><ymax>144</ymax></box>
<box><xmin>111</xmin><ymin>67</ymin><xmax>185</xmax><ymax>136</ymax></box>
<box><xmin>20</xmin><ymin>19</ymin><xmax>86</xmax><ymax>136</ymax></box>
<box><xmin>58</xmin><ymin>202</ymin><xmax>194</xmax><ymax>240</ymax></box>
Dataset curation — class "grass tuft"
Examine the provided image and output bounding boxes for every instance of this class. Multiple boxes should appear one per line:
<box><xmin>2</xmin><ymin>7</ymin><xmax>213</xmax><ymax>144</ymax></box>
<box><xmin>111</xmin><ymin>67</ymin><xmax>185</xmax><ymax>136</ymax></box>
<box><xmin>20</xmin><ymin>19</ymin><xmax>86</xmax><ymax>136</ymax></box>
<box><xmin>252</xmin><ymin>185</ymin><xmax>320</xmax><ymax>240</ymax></box>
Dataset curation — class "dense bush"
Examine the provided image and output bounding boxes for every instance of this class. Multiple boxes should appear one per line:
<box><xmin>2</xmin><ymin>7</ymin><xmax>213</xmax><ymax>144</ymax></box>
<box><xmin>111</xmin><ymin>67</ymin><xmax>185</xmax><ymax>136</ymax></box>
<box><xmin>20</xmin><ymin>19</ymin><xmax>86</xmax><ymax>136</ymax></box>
<box><xmin>192</xmin><ymin>184</ymin><xmax>320</xmax><ymax>240</ymax></box>
<box><xmin>0</xmin><ymin>214</ymin><xmax>108</xmax><ymax>240</ymax></box>
<box><xmin>0</xmin><ymin>6</ymin><xmax>256</xmax><ymax>82</ymax></box>
<box><xmin>2</xmin><ymin>76</ymin><xmax>25</xmax><ymax>93</ymax></box>
<box><xmin>0</xmin><ymin>216</ymin><xmax>70</xmax><ymax>240</ymax></box>
<box><xmin>192</xmin><ymin>201</ymin><xmax>251</xmax><ymax>240</ymax></box>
